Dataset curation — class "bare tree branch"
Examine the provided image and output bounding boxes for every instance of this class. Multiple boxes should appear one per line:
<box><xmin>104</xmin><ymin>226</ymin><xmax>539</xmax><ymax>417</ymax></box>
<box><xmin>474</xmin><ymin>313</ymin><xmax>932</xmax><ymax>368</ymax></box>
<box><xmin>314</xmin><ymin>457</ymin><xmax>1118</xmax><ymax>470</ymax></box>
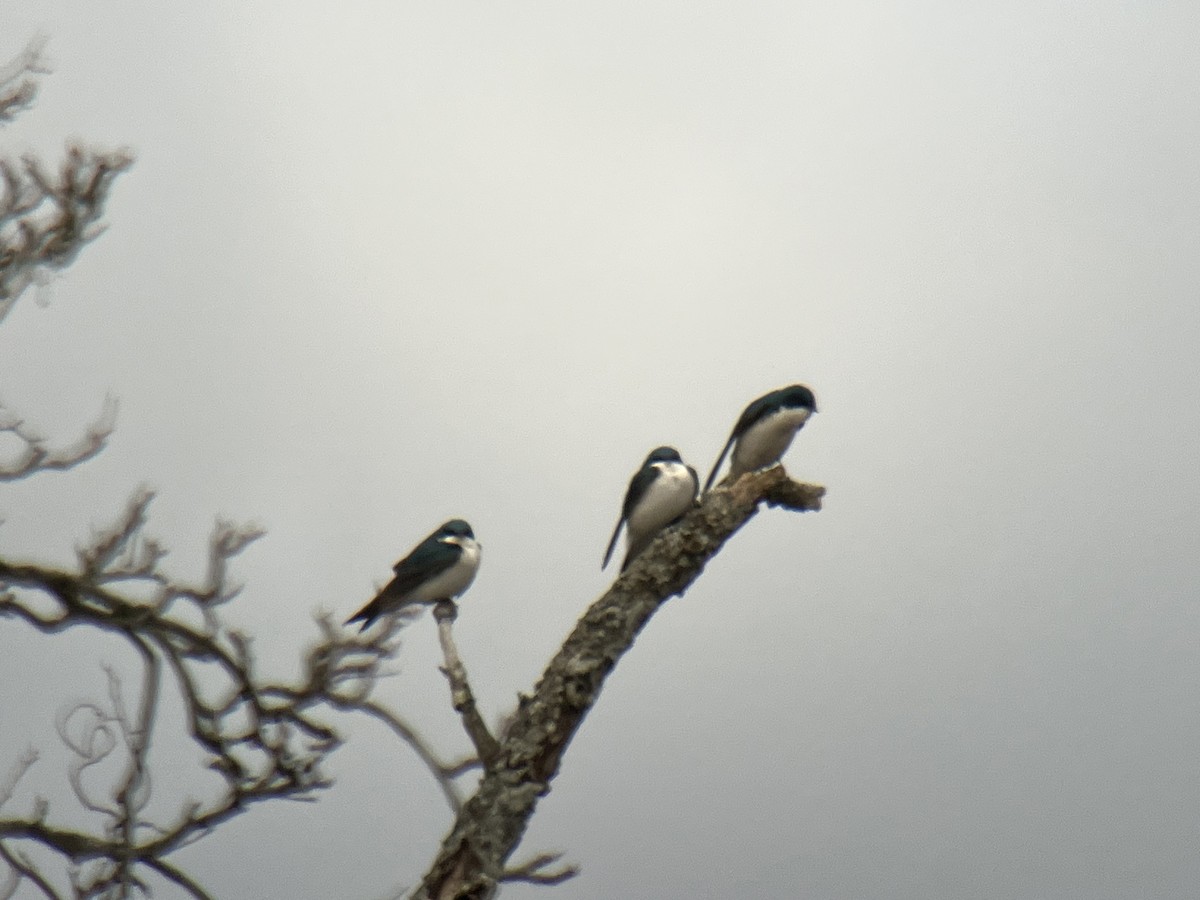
<box><xmin>0</xmin><ymin>145</ymin><xmax>133</xmax><ymax>318</ymax></box>
<box><xmin>0</xmin><ymin>36</ymin><xmax>48</xmax><ymax>126</ymax></box>
<box><xmin>433</xmin><ymin>601</ymin><xmax>499</xmax><ymax>768</ymax></box>
<box><xmin>0</xmin><ymin>839</ymin><xmax>65</xmax><ymax>900</ymax></box>
<box><xmin>0</xmin><ymin>396</ymin><xmax>117</xmax><ymax>482</ymax></box>
<box><xmin>324</xmin><ymin>696</ymin><xmax>478</xmax><ymax>816</ymax></box>
<box><xmin>501</xmin><ymin>852</ymin><xmax>578</xmax><ymax>887</ymax></box>
<box><xmin>56</xmin><ymin>701</ymin><xmax>121</xmax><ymax>820</ymax></box>
<box><xmin>1</xmin><ymin>489</ymin><xmax>480</xmax><ymax>895</ymax></box>
<box><xmin>140</xmin><ymin>858</ymin><xmax>213</xmax><ymax>900</ymax></box>
<box><xmin>0</xmin><ymin>820</ymin><xmax>112</xmax><ymax>860</ymax></box>
<box><xmin>259</xmin><ymin>612</ymin><xmax>479</xmax><ymax>815</ymax></box>
<box><xmin>0</xmin><ymin>750</ymin><xmax>37</xmax><ymax>811</ymax></box>
<box><xmin>0</xmin><ymin>759</ymin><xmax>55</xmax><ymax>899</ymax></box>
<box><xmin>0</xmin><ymin>41</ymin><xmax>129</xmax><ymax>491</ymax></box>
<box><xmin>3</xmin><ymin>46</ymin><xmax>825</xmax><ymax>891</ymax></box>
<box><xmin>416</xmin><ymin>467</ymin><xmax>825</xmax><ymax>899</ymax></box>
<box><xmin>0</xmin><ymin>32</ymin><xmax>481</xmax><ymax>899</ymax></box>
<box><xmin>108</xmin><ymin>639</ymin><xmax>160</xmax><ymax>896</ymax></box>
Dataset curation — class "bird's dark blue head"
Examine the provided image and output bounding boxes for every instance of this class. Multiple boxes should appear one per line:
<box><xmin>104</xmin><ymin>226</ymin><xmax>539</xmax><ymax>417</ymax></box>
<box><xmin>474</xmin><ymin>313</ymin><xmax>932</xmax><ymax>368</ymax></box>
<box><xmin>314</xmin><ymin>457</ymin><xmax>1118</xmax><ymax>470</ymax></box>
<box><xmin>775</xmin><ymin>384</ymin><xmax>817</xmax><ymax>414</ymax></box>
<box><xmin>644</xmin><ymin>446</ymin><xmax>683</xmax><ymax>464</ymax></box>
<box><xmin>439</xmin><ymin>519</ymin><xmax>474</xmax><ymax>539</ymax></box>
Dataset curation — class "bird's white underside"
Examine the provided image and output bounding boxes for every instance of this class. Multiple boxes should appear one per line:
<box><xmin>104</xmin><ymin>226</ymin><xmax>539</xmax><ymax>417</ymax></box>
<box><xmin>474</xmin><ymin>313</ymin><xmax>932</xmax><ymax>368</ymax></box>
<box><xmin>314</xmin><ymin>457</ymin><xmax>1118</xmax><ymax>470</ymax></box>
<box><xmin>729</xmin><ymin>406</ymin><xmax>811</xmax><ymax>478</ymax></box>
<box><xmin>409</xmin><ymin>537</ymin><xmax>481</xmax><ymax>603</ymax></box>
<box><xmin>626</xmin><ymin>461</ymin><xmax>697</xmax><ymax>551</ymax></box>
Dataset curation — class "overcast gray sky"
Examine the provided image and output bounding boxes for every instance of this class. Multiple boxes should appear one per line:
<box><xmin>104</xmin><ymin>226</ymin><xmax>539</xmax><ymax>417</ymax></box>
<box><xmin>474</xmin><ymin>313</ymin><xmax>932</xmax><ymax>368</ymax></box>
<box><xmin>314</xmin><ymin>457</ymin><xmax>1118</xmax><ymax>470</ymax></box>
<box><xmin>2</xmin><ymin>1</ymin><xmax>1199</xmax><ymax>897</ymax></box>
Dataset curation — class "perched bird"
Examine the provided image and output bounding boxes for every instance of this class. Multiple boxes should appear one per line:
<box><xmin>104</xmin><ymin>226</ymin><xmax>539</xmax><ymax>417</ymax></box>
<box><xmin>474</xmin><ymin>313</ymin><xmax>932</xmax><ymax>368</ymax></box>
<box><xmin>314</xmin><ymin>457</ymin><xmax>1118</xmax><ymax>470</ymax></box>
<box><xmin>603</xmin><ymin>446</ymin><xmax>699</xmax><ymax>572</ymax></box>
<box><xmin>346</xmin><ymin>519</ymin><xmax>481</xmax><ymax>631</ymax></box>
<box><xmin>703</xmin><ymin>385</ymin><xmax>818</xmax><ymax>492</ymax></box>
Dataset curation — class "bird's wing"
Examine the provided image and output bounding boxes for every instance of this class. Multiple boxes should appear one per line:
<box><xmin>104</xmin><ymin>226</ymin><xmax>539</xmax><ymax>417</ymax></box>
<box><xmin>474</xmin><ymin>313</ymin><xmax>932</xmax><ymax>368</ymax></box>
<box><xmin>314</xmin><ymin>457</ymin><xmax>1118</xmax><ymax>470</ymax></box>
<box><xmin>345</xmin><ymin>536</ymin><xmax>460</xmax><ymax>630</ymax></box>
<box><xmin>605</xmin><ymin>463</ymin><xmax>660</xmax><ymax>569</ymax></box>
<box><xmin>622</xmin><ymin>464</ymin><xmax>661</xmax><ymax>520</ymax></box>
<box><xmin>703</xmin><ymin>433</ymin><xmax>737</xmax><ymax>493</ymax></box>
<box><xmin>345</xmin><ymin>584</ymin><xmax>422</xmax><ymax>630</ymax></box>
<box><xmin>734</xmin><ymin>392</ymin><xmax>775</xmax><ymax>433</ymax></box>
<box><xmin>705</xmin><ymin>393</ymin><xmax>778</xmax><ymax>492</ymax></box>
<box><xmin>388</xmin><ymin>536</ymin><xmax>460</xmax><ymax>594</ymax></box>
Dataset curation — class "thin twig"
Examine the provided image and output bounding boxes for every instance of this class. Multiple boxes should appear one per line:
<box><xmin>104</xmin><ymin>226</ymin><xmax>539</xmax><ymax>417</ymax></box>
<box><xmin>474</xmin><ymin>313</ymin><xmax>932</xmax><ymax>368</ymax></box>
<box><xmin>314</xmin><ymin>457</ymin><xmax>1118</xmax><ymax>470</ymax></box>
<box><xmin>0</xmin><ymin>840</ymin><xmax>64</xmax><ymax>900</ymax></box>
<box><xmin>0</xmin><ymin>751</ymin><xmax>37</xmax><ymax>810</ymax></box>
<box><xmin>0</xmin><ymin>396</ymin><xmax>116</xmax><ymax>482</ymax></box>
<box><xmin>502</xmin><ymin>851</ymin><xmax>579</xmax><ymax>886</ymax></box>
<box><xmin>141</xmin><ymin>857</ymin><xmax>214</xmax><ymax>900</ymax></box>
<box><xmin>0</xmin><ymin>144</ymin><xmax>133</xmax><ymax>314</ymax></box>
<box><xmin>0</xmin><ymin>35</ymin><xmax>48</xmax><ymax>125</ymax></box>
<box><xmin>330</xmin><ymin>698</ymin><xmax>476</xmax><ymax>814</ymax></box>
<box><xmin>433</xmin><ymin>600</ymin><xmax>499</xmax><ymax>767</ymax></box>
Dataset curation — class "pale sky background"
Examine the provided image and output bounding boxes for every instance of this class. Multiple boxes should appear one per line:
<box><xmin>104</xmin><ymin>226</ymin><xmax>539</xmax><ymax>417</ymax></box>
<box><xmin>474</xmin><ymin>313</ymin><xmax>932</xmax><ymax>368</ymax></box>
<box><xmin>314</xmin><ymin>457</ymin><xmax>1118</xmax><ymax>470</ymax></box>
<box><xmin>2</xmin><ymin>1</ymin><xmax>1199</xmax><ymax>898</ymax></box>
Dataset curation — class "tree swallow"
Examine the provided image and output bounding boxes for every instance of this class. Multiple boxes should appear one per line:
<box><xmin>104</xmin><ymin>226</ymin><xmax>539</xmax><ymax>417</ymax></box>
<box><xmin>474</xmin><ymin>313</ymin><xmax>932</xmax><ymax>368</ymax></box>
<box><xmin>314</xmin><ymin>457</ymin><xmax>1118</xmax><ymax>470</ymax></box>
<box><xmin>703</xmin><ymin>385</ymin><xmax>818</xmax><ymax>492</ymax></box>
<box><xmin>346</xmin><ymin>519</ymin><xmax>481</xmax><ymax>630</ymax></box>
<box><xmin>603</xmin><ymin>446</ymin><xmax>699</xmax><ymax>572</ymax></box>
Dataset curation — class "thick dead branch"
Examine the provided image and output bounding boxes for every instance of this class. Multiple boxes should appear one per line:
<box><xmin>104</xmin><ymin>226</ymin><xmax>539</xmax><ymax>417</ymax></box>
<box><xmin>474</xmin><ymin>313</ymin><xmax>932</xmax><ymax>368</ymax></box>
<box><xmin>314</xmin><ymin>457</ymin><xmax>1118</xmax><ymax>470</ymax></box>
<box><xmin>416</xmin><ymin>467</ymin><xmax>824</xmax><ymax>899</ymax></box>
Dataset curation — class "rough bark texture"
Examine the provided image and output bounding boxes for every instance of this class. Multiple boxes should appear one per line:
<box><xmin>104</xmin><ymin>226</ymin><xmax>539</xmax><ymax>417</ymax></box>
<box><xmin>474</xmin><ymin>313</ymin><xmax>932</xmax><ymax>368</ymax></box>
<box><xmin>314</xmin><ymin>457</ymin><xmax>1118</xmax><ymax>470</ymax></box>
<box><xmin>417</xmin><ymin>467</ymin><xmax>824</xmax><ymax>899</ymax></box>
